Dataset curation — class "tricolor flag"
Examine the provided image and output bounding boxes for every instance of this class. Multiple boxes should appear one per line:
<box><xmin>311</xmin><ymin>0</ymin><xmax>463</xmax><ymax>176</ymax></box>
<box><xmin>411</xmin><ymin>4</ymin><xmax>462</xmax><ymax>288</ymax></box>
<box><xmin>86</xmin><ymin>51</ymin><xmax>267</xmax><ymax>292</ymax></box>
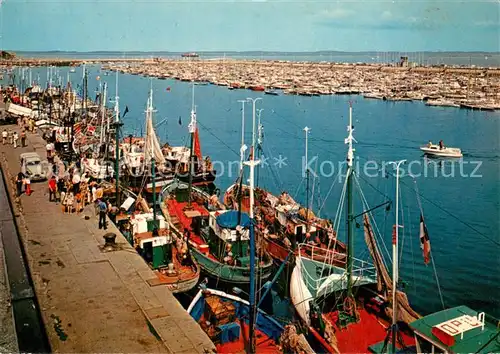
<box><xmin>122</xmin><ymin>105</ymin><xmax>129</xmax><ymax>118</ymax></box>
<box><xmin>419</xmin><ymin>214</ymin><xmax>431</xmax><ymax>265</ymax></box>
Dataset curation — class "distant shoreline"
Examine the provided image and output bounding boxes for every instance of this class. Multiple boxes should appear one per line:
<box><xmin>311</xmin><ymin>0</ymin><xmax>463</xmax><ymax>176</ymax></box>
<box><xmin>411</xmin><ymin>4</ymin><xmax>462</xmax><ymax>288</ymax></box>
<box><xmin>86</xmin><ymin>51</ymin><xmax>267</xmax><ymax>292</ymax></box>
<box><xmin>5</xmin><ymin>50</ymin><xmax>500</xmax><ymax>67</ymax></box>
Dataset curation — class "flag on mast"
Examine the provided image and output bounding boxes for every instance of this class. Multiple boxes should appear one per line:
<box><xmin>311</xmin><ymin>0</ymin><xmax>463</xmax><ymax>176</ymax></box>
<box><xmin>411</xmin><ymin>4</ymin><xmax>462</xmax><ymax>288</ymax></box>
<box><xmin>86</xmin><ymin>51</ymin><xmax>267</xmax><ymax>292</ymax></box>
<box><xmin>122</xmin><ymin>105</ymin><xmax>129</xmax><ymax>118</ymax></box>
<box><xmin>419</xmin><ymin>214</ymin><xmax>431</xmax><ymax>265</ymax></box>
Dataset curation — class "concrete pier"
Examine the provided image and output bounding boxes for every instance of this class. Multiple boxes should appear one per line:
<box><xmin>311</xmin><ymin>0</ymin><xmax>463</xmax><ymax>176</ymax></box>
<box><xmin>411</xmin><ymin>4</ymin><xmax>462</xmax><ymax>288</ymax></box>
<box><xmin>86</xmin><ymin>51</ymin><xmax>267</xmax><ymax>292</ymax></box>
<box><xmin>0</xmin><ymin>126</ymin><xmax>215</xmax><ymax>353</ymax></box>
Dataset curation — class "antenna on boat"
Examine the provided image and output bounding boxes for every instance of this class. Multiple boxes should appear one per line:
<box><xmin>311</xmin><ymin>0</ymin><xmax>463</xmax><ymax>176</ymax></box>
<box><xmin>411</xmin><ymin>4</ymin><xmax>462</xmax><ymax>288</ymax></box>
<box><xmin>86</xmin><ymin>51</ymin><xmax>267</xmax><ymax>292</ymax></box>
<box><xmin>304</xmin><ymin>126</ymin><xmax>311</xmax><ymax>237</ymax></box>
<box><xmin>388</xmin><ymin>159</ymin><xmax>406</xmax><ymax>353</ymax></box>
<box><xmin>256</xmin><ymin>108</ymin><xmax>264</xmax><ymax>186</ymax></box>
<box><xmin>237</xmin><ymin>99</ymin><xmax>247</xmax><ymax>171</ymax></box>
<box><xmin>345</xmin><ymin>102</ymin><xmax>356</xmax><ymax>301</ymax></box>
<box><xmin>187</xmin><ymin>84</ymin><xmax>197</xmax><ymax>209</ymax></box>
<box><xmin>246</xmin><ymin>97</ymin><xmax>262</xmax><ymax>159</ymax></box>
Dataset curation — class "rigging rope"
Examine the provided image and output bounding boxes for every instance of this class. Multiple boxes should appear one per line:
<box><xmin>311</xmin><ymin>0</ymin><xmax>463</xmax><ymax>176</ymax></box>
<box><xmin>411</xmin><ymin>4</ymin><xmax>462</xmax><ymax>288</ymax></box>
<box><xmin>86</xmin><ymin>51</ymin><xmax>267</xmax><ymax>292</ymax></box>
<box><xmin>396</xmin><ymin>175</ymin><xmax>499</xmax><ymax>248</ymax></box>
<box><xmin>354</xmin><ymin>174</ymin><xmax>392</xmax><ymax>267</ymax></box>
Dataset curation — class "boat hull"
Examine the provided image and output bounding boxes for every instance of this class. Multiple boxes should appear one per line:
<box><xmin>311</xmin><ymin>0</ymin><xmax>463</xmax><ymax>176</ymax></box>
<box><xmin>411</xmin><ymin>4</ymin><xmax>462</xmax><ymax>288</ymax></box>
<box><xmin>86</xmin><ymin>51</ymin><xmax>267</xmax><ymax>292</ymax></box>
<box><xmin>190</xmin><ymin>247</ymin><xmax>273</xmax><ymax>284</ymax></box>
<box><xmin>420</xmin><ymin>147</ymin><xmax>463</xmax><ymax>158</ymax></box>
<box><xmin>163</xmin><ymin>271</ymin><xmax>200</xmax><ymax>294</ymax></box>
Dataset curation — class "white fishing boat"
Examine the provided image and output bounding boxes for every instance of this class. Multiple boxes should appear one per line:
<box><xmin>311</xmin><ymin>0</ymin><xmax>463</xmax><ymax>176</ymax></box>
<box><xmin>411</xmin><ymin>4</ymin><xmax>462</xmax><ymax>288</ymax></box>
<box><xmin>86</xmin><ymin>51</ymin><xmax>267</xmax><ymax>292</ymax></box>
<box><xmin>420</xmin><ymin>143</ymin><xmax>463</xmax><ymax>158</ymax></box>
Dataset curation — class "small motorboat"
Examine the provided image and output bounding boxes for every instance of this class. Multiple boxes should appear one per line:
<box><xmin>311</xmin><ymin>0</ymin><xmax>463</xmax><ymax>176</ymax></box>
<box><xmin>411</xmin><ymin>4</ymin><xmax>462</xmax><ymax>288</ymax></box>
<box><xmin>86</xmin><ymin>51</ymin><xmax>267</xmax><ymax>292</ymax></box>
<box><xmin>420</xmin><ymin>143</ymin><xmax>463</xmax><ymax>158</ymax></box>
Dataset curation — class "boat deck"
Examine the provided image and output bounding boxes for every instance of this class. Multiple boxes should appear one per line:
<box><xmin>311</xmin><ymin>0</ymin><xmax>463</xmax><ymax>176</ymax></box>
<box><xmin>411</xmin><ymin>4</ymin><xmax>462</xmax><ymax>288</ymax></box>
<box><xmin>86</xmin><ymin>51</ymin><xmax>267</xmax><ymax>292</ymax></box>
<box><xmin>166</xmin><ymin>200</ymin><xmax>218</xmax><ymax>261</ymax></box>
<box><xmin>326</xmin><ymin>308</ymin><xmax>415</xmax><ymax>353</ymax></box>
<box><xmin>198</xmin><ymin>315</ymin><xmax>279</xmax><ymax>354</ymax></box>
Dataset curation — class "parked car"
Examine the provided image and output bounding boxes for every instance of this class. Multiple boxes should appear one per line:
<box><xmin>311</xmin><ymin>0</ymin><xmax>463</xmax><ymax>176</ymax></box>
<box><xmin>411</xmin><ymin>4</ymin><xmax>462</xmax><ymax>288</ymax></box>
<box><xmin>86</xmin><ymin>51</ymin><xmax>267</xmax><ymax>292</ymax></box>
<box><xmin>20</xmin><ymin>152</ymin><xmax>47</xmax><ymax>182</ymax></box>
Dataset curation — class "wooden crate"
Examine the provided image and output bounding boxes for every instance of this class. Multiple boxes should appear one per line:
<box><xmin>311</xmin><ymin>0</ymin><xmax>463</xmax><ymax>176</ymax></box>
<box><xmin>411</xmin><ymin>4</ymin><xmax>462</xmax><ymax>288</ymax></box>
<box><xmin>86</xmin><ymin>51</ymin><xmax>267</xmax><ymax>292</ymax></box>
<box><xmin>204</xmin><ymin>295</ymin><xmax>236</xmax><ymax>326</ymax></box>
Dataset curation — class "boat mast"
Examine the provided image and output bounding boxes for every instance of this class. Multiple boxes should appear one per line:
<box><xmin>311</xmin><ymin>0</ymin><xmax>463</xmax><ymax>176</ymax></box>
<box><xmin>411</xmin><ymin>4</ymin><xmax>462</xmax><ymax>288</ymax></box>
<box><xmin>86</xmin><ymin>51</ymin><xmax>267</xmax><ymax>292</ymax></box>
<box><xmin>99</xmin><ymin>82</ymin><xmax>107</xmax><ymax>147</ymax></box>
<box><xmin>187</xmin><ymin>84</ymin><xmax>196</xmax><ymax>208</ymax></box>
<box><xmin>237</xmin><ymin>99</ymin><xmax>247</xmax><ymax>224</ymax></box>
<box><xmin>152</xmin><ymin>157</ymin><xmax>157</xmax><ymax>223</ymax></box>
<box><xmin>256</xmin><ymin>108</ymin><xmax>263</xmax><ymax>186</ymax></box>
<box><xmin>244</xmin><ymin>149</ymin><xmax>260</xmax><ymax>354</ymax></box>
<box><xmin>304</xmin><ymin>126</ymin><xmax>310</xmax><ymax>234</ymax></box>
<box><xmin>390</xmin><ymin>159</ymin><xmax>406</xmax><ymax>353</ymax></box>
<box><xmin>345</xmin><ymin>103</ymin><xmax>355</xmax><ymax>298</ymax></box>
<box><xmin>113</xmin><ymin>72</ymin><xmax>122</xmax><ymax>205</ymax></box>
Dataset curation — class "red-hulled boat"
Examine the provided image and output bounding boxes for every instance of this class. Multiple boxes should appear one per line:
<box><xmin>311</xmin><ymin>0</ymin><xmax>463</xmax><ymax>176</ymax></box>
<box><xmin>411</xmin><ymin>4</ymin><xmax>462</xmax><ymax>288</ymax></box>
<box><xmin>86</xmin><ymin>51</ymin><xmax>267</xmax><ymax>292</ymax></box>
<box><xmin>224</xmin><ymin>184</ymin><xmax>347</xmax><ymax>267</ymax></box>
<box><xmin>250</xmin><ymin>85</ymin><xmax>265</xmax><ymax>92</ymax></box>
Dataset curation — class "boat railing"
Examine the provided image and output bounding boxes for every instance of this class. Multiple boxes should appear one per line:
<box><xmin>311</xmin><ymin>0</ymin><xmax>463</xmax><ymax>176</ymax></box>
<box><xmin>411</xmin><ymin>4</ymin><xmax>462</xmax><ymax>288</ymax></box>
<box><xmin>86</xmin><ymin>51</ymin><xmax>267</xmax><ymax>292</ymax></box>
<box><xmin>297</xmin><ymin>243</ymin><xmax>376</xmax><ymax>290</ymax></box>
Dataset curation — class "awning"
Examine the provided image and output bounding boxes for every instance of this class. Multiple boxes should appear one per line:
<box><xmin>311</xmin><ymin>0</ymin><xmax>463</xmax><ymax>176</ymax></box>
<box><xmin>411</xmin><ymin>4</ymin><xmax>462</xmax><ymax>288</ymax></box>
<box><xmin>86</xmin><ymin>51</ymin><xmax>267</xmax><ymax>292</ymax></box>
<box><xmin>216</xmin><ymin>210</ymin><xmax>251</xmax><ymax>229</ymax></box>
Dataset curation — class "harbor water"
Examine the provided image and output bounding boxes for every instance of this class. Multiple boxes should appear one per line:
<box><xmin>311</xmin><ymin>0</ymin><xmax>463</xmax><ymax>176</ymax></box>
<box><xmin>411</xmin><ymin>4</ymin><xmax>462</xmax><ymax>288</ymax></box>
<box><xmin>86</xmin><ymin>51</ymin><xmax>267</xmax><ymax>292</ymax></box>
<box><xmin>6</xmin><ymin>64</ymin><xmax>499</xmax><ymax>320</ymax></box>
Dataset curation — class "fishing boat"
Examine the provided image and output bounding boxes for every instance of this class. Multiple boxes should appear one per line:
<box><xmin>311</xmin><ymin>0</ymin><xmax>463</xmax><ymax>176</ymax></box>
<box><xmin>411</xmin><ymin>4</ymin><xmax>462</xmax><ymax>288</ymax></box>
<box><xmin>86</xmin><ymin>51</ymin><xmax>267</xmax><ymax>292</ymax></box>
<box><xmin>130</xmin><ymin>210</ymin><xmax>200</xmax><ymax>294</ymax></box>
<box><xmin>120</xmin><ymin>88</ymin><xmax>216</xmax><ymax>194</ymax></box>
<box><xmin>264</xmin><ymin>90</ymin><xmax>278</xmax><ymax>96</ymax></box>
<box><xmin>420</xmin><ymin>143</ymin><xmax>463</xmax><ymax>158</ymax></box>
<box><xmin>224</xmin><ymin>185</ymin><xmax>347</xmax><ymax>267</ymax></box>
<box><xmin>186</xmin><ymin>128</ymin><xmax>315</xmax><ymax>353</ymax></box>
<box><xmin>290</xmin><ymin>104</ymin><xmax>420</xmax><ymax>353</ymax></box>
<box><xmin>224</xmin><ymin>123</ymin><xmax>346</xmax><ymax>267</ymax></box>
<box><xmin>187</xmin><ymin>286</ymin><xmax>286</xmax><ymax>353</ymax></box>
<box><xmin>160</xmin><ymin>95</ymin><xmax>273</xmax><ymax>285</ymax></box>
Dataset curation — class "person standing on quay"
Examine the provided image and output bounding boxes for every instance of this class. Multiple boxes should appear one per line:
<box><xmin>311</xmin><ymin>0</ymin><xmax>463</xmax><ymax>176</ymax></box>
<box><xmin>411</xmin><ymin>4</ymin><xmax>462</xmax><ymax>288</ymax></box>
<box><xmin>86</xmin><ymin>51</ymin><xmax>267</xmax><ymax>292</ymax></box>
<box><xmin>2</xmin><ymin>129</ymin><xmax>7</xmax><ymax>145</ymax></box>
<box><xmin>97</xmin><ymin>199</ymin><xmax>108</xmax><ymax>230</ymax></box>
<box><xmin>20</xmin><ymin>130</ymin><xmax>27</xmax><ymax>147</ymax></box>
<box><xmin>16</xmin><ymin>172</ymin><xmax>25</xmax><ymax>196</ymax></box>
<box><xmin>48</xmin><ymin>176</ymin><xmax>57</xmax><ymax>202</ymax></box>
<box><xmin>13</xmin><ymin>132</ymin><xmax>18</xmax><ymax>148</ymax></box>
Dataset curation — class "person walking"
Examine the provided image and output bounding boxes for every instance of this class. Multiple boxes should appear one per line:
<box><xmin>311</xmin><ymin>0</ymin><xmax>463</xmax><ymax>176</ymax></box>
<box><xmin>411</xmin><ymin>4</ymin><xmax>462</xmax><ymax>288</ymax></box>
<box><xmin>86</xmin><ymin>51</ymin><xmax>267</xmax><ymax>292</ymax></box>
<box><xmin>72</xmin><ymin>172</ymin><xmax>81</xmax><ymax>194</ymax></box>
<box><xmin>2</xmin><ymin>129</ymin><xmax>7</xmax><ymax>145</ymax></box>
<box><xmin>16</xmin><ymin>172</ymin><xmax>25</xmax><ymax>196</ymax></box>
<box><xmin>12</xmin><ymin>132</ymin><xmax>18</xmax><ymax>148</ymax></box>
<box><xmin>97</xmin><ymin>199</ymin><xmax>108</xmax><ymax>230</ymax></box>
<box><xmin>48</xmin><ymin>176</ymin><xmax>57</xmax><ymax>202</ymax></box>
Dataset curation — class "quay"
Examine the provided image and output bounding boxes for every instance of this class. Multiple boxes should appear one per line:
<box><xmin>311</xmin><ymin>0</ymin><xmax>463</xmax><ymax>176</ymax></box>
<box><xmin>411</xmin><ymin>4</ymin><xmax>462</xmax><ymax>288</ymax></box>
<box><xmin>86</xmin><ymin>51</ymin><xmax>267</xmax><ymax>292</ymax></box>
<box><xmin>0</xmin><ymin>125</ymin><xmax>215</xmax><ymax>353</ymax></box>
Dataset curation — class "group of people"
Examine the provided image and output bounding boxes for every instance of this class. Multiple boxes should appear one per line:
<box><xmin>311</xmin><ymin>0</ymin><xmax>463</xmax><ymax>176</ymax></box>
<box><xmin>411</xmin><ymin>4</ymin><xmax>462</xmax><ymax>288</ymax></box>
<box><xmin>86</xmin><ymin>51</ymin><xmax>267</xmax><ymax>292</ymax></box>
<box><xmin>15</xmin><ymin>171</ymin><xmax>31</xmax><ymax>196</ymax></box>
<box><xmin>2</xmin><ymin>128</ymin><xmax>27</xmax><ymax>148</ymax></box>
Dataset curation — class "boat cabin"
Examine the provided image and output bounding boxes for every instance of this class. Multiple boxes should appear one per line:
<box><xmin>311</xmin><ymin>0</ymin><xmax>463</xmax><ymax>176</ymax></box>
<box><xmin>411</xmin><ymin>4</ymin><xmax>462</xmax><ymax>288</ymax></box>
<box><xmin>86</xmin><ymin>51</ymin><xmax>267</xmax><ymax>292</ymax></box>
<box><xmin>204</xmin><ymin>210</ymin><xmax>252</xmax><ymax>267</ymax></box>
<box><xmin>409</xmin><ymin>305</ymin><xmax>500</xmax><ymax>353</ymax></box>
<box><xmin>131</xmin><ymin>213</ymin><xmax>173</xmax><ymax>269</ymax></box>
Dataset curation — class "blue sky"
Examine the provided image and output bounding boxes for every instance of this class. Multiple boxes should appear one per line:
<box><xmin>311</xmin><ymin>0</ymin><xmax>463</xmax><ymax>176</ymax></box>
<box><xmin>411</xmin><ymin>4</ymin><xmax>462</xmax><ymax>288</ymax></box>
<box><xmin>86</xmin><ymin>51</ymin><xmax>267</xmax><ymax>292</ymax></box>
<box><xmin>1</xmin><ymin>0</ymin><xmax>498</xmax><ymax>52</ymax></box>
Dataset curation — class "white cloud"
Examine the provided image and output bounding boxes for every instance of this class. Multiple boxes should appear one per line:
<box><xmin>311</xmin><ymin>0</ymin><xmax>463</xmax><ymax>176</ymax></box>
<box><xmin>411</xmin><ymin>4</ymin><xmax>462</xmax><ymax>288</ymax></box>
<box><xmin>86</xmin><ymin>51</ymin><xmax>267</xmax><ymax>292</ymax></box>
<box><xmin>381</xmin><ymin>10</ymin><xmax>392</xmax><ymax>19</ymax></box>
<box><xmin>319</xmin><ymin>8</ymin><xmax>353</xmax><ymax>19</ymax></box>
